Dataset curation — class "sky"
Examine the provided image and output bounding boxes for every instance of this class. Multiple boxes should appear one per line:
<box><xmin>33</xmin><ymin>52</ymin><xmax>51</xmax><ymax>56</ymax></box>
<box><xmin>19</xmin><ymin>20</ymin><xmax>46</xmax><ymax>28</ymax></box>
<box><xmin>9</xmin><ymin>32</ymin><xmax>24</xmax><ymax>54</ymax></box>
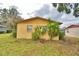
<box><xmin>0</xmin><ymin>0</ymin><xmax>79</xmax><ymax>28</ymax></box>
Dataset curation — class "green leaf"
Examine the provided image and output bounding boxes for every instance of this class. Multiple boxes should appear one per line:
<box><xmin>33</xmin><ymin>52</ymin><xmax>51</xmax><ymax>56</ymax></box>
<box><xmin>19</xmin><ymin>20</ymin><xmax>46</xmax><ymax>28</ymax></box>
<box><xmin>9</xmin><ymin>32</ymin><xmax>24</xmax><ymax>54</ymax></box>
<box><xmin>52</xmin><ymin>3</ymin><xmax>57</xmax><ymax>7</ymax></box>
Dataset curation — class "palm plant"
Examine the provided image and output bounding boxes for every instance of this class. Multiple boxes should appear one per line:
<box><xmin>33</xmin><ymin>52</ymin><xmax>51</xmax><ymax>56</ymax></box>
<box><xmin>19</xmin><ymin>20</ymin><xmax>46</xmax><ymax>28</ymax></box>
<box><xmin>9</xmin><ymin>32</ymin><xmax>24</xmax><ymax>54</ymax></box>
<box><xmin>32</xmin><ymin>26</ymin><xmax>47</xmax><ymax>40</ymax></box>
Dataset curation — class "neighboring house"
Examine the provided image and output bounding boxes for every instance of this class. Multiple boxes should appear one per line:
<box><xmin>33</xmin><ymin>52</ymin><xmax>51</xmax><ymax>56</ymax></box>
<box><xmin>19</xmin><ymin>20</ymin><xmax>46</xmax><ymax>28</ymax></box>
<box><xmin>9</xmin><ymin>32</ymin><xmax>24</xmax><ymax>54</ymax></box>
<box><xmin>0</xmin><ymin>25</ymin><xmax>7</xmax><ymax>33</ymax></box>
<box><xmin>65</xmin><ymin>24</ymin><xmax>79</xmax><ymax>37</ymax></box>
<box><xmin>16</xmin><ymin>17</ymin><xmax>62</xmax><ymax>40</ymax></box>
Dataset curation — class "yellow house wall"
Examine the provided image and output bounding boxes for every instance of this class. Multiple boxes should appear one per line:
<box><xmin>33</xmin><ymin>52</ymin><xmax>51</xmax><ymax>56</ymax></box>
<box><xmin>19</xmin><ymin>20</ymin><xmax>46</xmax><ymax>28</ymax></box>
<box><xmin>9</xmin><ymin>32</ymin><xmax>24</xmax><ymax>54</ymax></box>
<box><xmin>17</xmin><ymin>18</ymin><xmax>59</xmax><ymax>40</ymax></box>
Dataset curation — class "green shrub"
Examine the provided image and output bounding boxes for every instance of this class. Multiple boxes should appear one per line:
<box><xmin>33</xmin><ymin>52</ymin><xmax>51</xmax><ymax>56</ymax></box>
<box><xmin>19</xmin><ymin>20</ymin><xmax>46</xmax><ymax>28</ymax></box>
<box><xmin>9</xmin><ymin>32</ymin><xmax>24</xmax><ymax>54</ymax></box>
<box><xmin>12</xmin><ymin>31</ymin><xmax>16</xmax><ymax>38</ymax></box>
<box><xmin>59</xmin><ymin>29</ymin><xmax>65</xmax><ymax>40</ymax></box>
<box><xmin>47</xmin><ymin>22</ymin><xmax>60</xmax><ymax>40</ymax></box>
<box><xmin>7</xmin><ymin>30</ymin><xmax>12</xmax><ymax>33</ymax></box>
<box><xmin>32</xmin><ymin>32</ymin><xmax>40</xmax><ymax>40</ymax></box>
<box><xmin>32</xmin><ymin>26</ymin><xmax>47</xmax><ymax>41</ymax></box>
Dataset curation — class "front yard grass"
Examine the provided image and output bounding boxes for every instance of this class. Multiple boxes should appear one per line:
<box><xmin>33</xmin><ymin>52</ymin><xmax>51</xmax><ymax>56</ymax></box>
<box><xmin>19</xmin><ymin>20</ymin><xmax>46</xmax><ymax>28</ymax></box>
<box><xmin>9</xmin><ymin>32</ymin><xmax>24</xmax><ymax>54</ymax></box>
<box><xmin>0</xmin><ymin>33</ymin><xmax>79</xmax><ymax>56</ymax></box>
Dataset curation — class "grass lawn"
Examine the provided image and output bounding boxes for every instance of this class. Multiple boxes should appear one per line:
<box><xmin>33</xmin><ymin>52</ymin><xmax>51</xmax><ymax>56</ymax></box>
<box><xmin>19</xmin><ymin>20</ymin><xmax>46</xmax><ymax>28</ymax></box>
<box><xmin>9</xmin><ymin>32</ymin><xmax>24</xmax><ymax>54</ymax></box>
<box><xmin>0</xmin><ymin>33</ymin><xmax>79</xmax><ymax>56</ymax></box>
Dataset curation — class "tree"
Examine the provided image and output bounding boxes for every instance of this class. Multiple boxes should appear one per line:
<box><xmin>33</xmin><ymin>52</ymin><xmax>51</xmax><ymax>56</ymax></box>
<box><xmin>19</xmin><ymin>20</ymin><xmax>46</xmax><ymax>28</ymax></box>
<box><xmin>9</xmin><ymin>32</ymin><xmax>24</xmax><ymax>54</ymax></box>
<box><xmin>0</xmin><ymin>8</ymin><xmax>8</xmax><ymax>22</ymax></box>
<box><xmin>0</xmin><ymin>6</ymin><xmax>22</xmax><ymax>31</ymax></box>
<box><xmin>47</xmin><ymin>21</ymin><xmax>60</xmax><ymax>40</ymax></box>
<box><xmin>52</xmin><ymin>3</ymin><xmax>79</xmax><ymax>17</ymax></box>
<box><xmin>8</xmin><ymin>6</ymin><xmax>22</xmax><ymax>30</ymax></box>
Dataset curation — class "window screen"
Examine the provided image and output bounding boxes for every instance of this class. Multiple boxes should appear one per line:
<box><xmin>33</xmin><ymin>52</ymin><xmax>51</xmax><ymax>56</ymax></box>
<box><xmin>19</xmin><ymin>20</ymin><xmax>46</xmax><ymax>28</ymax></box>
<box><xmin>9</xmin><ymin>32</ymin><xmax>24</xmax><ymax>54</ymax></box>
<box><xmin>27</xmin><ymin>25</ymin><xmax>32</xmax><ymax>32</ymax></box>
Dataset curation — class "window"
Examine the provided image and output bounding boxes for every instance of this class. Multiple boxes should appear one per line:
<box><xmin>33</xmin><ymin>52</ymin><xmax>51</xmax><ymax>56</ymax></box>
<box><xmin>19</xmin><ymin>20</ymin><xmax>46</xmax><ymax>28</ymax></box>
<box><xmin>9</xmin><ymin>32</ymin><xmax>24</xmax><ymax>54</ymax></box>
<box><xmin>27</xmin><ymin>25</ymin><xmax>32</xmax><ymax>32</ymax></box>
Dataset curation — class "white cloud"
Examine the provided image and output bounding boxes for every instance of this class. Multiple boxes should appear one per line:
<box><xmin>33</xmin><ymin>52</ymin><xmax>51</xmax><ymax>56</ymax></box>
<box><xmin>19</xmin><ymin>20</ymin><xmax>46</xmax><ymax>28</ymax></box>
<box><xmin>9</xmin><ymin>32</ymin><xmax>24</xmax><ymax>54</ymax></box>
<box><xmin>0</xmin><ymin>0</ymin><xmax>79</xmax><ymax>27</ymax></box>
<box><xmin>60</xmin><ymin>14</ymin><xmax>66</xmax><ymax>19</ymax></box>
<box><xmin>0</xmin><ymin>0</ymin><xmax>46</xmax><ymax>18</ymax></box>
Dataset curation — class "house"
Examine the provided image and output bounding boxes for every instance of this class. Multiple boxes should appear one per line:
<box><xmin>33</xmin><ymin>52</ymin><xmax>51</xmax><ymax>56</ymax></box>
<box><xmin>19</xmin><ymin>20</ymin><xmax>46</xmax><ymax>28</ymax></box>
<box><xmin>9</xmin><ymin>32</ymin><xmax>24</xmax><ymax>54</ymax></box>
<box><xmin>16</xmin><ymin>17</ymin><xmax>62</xmax><ymax>40</ymax></box>
<box><xmin>65</xmin><ymin>24</ymin><xmax>79</xmax><ymax>37</ymax></box>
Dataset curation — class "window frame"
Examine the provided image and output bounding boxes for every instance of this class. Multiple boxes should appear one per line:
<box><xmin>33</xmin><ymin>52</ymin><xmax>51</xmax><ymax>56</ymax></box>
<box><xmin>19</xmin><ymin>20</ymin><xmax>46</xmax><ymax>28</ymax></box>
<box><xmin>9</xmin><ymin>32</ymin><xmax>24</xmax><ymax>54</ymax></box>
<box><xmin>27</xmin><ymin>24</ymin><xmax>33</xmax><ymax>32</ymax></box>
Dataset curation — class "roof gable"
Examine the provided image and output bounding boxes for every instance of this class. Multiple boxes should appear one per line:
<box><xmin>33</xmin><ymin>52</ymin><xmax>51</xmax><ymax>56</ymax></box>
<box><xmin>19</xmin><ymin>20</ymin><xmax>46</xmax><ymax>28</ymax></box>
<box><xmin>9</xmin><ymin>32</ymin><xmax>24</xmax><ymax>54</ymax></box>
<box><xmin>67</xmin><ymin>25</ymin><xmax>79</xmax><ymax>28</ymax></box>
<box><xmin>17</xmin><ymin>17</ymin><xmax>62</xmax><ymax>24</ymax></box>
